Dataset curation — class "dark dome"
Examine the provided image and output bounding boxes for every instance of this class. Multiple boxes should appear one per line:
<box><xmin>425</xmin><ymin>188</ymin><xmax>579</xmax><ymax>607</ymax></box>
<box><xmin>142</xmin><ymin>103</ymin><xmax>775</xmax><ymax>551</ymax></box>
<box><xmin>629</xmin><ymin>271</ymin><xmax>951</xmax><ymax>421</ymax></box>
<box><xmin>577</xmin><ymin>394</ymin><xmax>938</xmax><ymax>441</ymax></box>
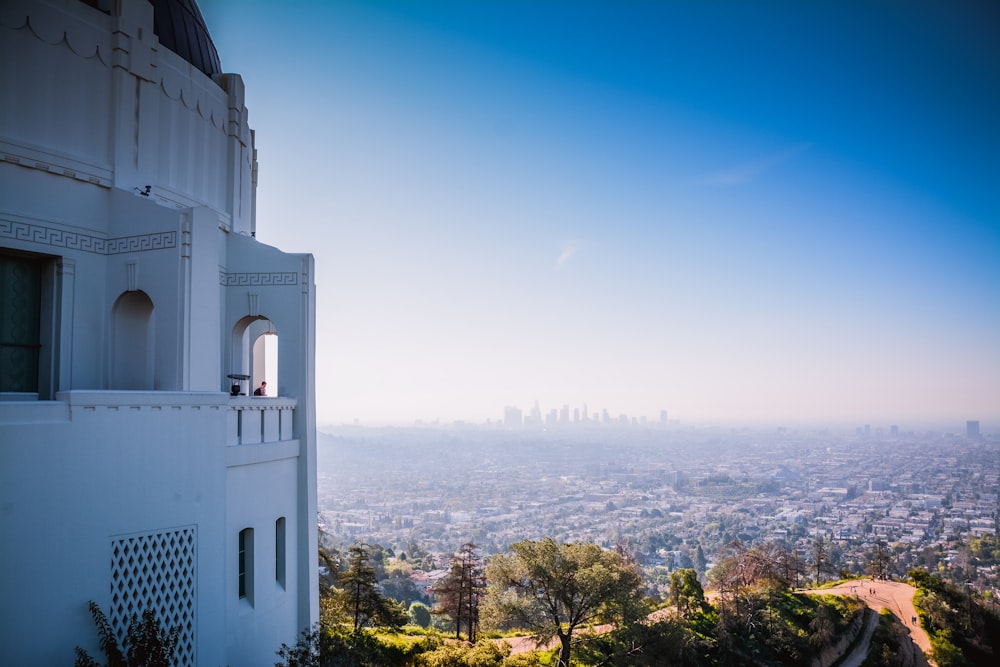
<box><xmin>151</xmin><ymin>0</ymin><xmax>222</xmax><ymax>79</ymax></box>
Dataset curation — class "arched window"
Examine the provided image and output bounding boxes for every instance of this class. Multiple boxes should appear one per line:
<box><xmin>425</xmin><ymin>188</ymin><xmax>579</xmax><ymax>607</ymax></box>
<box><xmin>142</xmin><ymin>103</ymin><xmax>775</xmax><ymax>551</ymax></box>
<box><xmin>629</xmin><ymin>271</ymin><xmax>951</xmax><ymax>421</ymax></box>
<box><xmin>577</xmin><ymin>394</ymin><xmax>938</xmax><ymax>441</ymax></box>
<box><xmin>111</xmin><ymin>290</ymin><xmax>154</xmax><ymax>390</ymax></box>
<box><xmin>275</xmin><ymin>516</ymin><xmax>286</xmax><ymax>588</ymax></box>
<box><xmin>238</xmin><ymin>527</ymin><xmax>254</xmax><ymax>604</ymax></box>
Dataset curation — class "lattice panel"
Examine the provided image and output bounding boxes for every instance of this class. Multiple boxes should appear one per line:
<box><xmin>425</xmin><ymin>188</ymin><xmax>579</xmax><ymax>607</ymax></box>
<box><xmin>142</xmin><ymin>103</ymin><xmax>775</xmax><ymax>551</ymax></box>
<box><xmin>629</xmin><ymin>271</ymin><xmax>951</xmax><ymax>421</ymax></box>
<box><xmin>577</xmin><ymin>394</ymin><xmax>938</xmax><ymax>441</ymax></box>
<box><xmin>110</xmin><ymin>527</ymin><xmax>196</xmax><ymax>666</ymax></box>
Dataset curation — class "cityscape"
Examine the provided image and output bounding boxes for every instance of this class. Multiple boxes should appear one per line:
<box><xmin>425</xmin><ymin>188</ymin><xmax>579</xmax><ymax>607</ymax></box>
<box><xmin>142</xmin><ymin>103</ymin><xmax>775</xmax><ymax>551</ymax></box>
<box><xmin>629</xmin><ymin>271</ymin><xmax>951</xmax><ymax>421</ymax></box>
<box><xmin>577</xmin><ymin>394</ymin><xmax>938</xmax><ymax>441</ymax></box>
<box><xmin>317</xmin><ymin>417</ymin><xmax>999</xmax><ymax>597</ymax></box>
<box><xmin>2</xmin><ymin>0</ymin><xmax>998</xmax><ymax>663</ymax></box>
<box><xmin>500</xmin><ymin>402</ymin><xmax>671</xmax><ymax>428</ymax></box>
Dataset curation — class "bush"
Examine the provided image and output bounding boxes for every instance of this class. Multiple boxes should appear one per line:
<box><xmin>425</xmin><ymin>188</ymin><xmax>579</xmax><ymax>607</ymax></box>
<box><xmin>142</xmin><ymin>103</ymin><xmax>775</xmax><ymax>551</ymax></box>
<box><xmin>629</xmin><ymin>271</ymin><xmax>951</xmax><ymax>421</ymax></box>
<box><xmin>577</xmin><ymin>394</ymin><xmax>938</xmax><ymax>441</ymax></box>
<box><xmin>416</xmin><ymin>640</ymin><xmax>509</xmax><ymax>667</ymax></box>
<box><xmin>75</xmin><ymin>601</ymin><xmax>179</xmax><ymax>667</ymax></box>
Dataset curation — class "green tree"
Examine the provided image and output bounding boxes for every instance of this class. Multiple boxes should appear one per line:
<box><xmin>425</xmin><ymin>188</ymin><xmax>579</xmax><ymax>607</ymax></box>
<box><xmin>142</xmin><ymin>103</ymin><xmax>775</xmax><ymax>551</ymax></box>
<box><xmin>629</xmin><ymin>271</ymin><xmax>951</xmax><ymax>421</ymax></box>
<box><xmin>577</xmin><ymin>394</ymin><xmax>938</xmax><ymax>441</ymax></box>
<box><xmin>709</xmin><ymin>540</ymin><xmax>798</xmax><ymax>661</ymax></box>
<box><xmin>336</xmin><ymin>543</ymin><xmax>407</xmax><ymax>631</ymax></box>
<box><xmin>577</xmin><ymin>616</ymin><xmax>713</xmax><ymax>667</ymax></box>
<box><xmin>812</xmin><ymin>537</ymin><xmax>831</xmax><ymax>585</ymax></box>
<box><xmin>74</xmin><ymin>601</ymin><xmax>179</xmax><ymax>667</ymax></box>
<box><xmin>276</xmin><ymin>625</ymin><xmax>418</xmax><ymax>667</ymax></box>
<box><xmin>694</xmin><ymin>543</ymin><xmax>708</xmax><ymax>576</ymax></box>
<box><xmin>867</xmin><ymin>538</ymin><xmax>893</xmax><ymax>580</ymax></box>
<box><xmin>483</xmin><ymin>538</ymin><xmax>646</xmax><ymax>667</ymax></box>
<box><xmin>409</xmin><ymin>601</ymin><xmax>433</xmax><ymax>628</ymax></box>
<box><xmin>669</xmin><ymin>568</ymin><xmax>706</xmax><ymax>617</ymax></box>
<box><xmin>808</xmin><ymin>605</ymin><xmax>835</xmax><ymax>649</ymax></box>
<box><xmin>432</xmin><ymin>542</ymin><xmax>485</xmax><ymax>641</ymax></box>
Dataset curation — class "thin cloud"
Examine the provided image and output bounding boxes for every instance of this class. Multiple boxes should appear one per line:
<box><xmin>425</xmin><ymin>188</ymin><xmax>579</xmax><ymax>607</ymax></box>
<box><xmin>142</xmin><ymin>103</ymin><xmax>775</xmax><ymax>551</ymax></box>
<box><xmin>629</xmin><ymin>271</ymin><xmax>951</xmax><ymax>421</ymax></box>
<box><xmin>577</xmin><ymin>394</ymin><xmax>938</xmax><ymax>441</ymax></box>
<box><xmin>555</xmin><ymin>240</ymin><xmax>582</xmax><ymax>270</ymax></box>
<box><xmin>697</xmin><ymin>142</ymin><xmax>813</xmax><ymax>186</ymax></box>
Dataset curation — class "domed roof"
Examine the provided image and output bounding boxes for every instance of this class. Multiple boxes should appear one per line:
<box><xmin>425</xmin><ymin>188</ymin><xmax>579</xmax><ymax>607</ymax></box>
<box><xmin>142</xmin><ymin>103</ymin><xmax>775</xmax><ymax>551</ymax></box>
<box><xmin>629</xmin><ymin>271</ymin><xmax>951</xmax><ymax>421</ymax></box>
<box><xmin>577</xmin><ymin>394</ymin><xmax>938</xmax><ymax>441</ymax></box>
<box><xmin>151</xmin><ymin>0</ymin><xmax>222</xmax><ymax>79</ymax></box>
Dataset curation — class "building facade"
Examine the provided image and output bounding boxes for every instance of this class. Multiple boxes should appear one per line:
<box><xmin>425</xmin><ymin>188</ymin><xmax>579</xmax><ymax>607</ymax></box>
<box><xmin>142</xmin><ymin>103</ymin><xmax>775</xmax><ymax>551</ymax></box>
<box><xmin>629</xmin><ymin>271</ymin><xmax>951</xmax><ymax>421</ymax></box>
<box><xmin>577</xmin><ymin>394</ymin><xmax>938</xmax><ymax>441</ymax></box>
<box><xmin>0</xmin><ymin>0</ymin><xmax>318</xmax><ymax>663</ymax></box>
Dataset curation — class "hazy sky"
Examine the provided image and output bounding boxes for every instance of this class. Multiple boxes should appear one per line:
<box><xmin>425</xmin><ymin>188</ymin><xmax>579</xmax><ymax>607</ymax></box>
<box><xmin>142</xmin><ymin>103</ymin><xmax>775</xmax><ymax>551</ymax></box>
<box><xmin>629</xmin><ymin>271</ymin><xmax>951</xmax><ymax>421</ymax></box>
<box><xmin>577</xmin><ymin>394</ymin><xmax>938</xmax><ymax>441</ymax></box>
<box><xmin>200</xmin><ymin>0</ymin><xmax>1000</xmax><ymax>427</ymax></box>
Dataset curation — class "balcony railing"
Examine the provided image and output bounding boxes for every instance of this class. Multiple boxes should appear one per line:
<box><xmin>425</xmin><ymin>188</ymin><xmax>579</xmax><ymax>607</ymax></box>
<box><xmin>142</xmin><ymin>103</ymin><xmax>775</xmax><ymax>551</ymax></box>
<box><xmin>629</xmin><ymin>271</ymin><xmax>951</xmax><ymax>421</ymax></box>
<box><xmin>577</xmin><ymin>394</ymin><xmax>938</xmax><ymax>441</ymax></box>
<box><xmin>226</xmin><ymin>396</ymin><xmax>296</xmax><ymax>446</ymax></box>
<box><xmin>0</xmin><ymin>392</ymin><xmax>297</xmax><ymax>449</ymax></box>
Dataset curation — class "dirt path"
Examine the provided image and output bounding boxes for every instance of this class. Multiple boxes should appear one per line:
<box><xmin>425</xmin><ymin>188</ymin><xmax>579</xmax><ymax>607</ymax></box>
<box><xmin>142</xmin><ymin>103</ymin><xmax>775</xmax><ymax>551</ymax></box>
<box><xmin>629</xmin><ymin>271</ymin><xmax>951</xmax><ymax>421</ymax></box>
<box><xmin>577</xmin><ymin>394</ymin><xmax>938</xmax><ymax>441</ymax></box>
<box><xmin>837</xmin><ymin>609</ymin><xmax>880</xmax><ymax>667</ymax></box>
<box><xmin>497</xmin><ymin>580</ymin><xmax>935</xmax><ymax>662</ymax></box>
<box><xmin>799</xmin><ymin>579</ymin><xmax>934</xmax><ymax>666</ymax></box>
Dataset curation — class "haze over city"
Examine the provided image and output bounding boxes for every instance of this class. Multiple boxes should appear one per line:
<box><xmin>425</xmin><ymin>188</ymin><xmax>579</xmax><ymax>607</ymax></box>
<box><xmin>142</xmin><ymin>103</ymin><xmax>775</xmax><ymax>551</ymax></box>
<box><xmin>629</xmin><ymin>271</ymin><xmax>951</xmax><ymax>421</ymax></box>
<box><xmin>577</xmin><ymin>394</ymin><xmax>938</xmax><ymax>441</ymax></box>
<box><xmin>201</xmin><ymin>0</ymin><xmax>1000</xmax><ymax>426</ymax></box>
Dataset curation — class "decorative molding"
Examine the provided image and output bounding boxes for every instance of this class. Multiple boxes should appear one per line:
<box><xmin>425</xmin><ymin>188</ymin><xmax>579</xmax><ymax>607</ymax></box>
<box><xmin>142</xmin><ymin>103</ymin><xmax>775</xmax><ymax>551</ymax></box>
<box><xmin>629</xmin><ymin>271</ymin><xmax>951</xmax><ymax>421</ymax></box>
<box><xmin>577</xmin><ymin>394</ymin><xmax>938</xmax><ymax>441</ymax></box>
<box><xmin>1</xmin><ymin>2</ymin><xmax>229</xmax><ymax>133</ymax></box>
<box><xmin>0</xmin><ymin>139</ymin><xmax>114</xmax><ymax>189</ymax></box>
<box><xmin>56</xmin><ymin>257</ymin><xmax>75</xmax><ymax>277</ymax></box>
<box><xmin>0</xmin><ymin>6</ymin><xmax>114</xmax><ymax>69</ymax></box>
<box><xmin>126</xmin><ymin>261</ymin><xmax>138</xmax><ymax>291</ymax></box>
<box><xmin>104</xmin><ymin>231</ymin><xmax>176</xmax><ymax>254</ymax></box>
<box><xmin>248</xmin><ymin>292</ymin><xmax>259</xmax><ymax>317</ymax></box>
<box><xmin>300</xmin><ymin>262</ymin><xmax>310</xmax><ymax>295</ymax></box>
<box><xmin>180</xmin><ymin>215</ymin><xmax>192</xmax><ymax>259</ymax></box>
<box><xmin>220</xmin><ymin>271</ymin><xmax>299</xmax><ymax>287</ymax></box>
<box><xmin>0</xmin><ymin>218</ymin><xmax>176</xmax><ymax>255</ymax></box>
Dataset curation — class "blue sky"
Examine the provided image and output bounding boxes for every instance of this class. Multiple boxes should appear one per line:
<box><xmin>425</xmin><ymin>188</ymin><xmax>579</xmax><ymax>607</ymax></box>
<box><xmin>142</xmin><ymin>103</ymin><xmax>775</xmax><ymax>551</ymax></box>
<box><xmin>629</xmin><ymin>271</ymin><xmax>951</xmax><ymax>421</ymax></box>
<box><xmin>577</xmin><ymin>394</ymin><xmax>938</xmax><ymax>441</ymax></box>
<box><xmin>201</xmin><ymin>0</ymin><xmax>999</xmax><ymax>427</ymax></box>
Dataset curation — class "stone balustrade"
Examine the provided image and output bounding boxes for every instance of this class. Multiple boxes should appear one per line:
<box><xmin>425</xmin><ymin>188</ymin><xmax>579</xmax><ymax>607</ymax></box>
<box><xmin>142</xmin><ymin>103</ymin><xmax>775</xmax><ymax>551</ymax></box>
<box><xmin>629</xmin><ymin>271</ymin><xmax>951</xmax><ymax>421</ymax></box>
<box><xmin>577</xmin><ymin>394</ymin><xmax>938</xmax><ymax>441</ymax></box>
<box><xmin>0</xmin><ymin>392</ymin><xmax>297</xmax><ymax>449</ymax></box>
<box><xmin>226</xmin><ymin>396</ymin><xmax>296</xmax><ymax>446</ymax></box>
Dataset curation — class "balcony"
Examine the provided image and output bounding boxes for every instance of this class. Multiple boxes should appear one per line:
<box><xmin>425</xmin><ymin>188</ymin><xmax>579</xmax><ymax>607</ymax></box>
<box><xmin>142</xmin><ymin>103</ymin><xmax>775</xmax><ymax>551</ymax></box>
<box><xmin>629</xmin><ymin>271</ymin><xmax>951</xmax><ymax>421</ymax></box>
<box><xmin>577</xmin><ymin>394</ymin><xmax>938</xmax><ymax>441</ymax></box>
<box><xmin>1</xmin><ymin>391</ymin><xmax>298</xmax><ymax>451</ymax></box>
<box><xmin>226</xmin><ymin>396</ymin><xmax>296</xmax><ymax>446</ymax></box>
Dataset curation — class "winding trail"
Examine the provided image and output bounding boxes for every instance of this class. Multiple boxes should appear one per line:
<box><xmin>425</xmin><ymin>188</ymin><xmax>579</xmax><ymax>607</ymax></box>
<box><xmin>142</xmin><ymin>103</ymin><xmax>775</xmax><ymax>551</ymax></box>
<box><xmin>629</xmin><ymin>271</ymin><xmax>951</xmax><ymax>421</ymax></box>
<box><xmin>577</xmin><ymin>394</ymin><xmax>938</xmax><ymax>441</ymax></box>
<box><xmin>798</xmin><ymin>579</ymin><xmax>935</xmax><ymax>666</ymax></box>
<box><xmin>496</xmin><ymin>579</ymin><xmax>935</xmax><ymax>663</ymax></box>
<box><xmin>837</xmin><ymin>610</ymin><xmax>880</xmax><ymax>667</ymax></box>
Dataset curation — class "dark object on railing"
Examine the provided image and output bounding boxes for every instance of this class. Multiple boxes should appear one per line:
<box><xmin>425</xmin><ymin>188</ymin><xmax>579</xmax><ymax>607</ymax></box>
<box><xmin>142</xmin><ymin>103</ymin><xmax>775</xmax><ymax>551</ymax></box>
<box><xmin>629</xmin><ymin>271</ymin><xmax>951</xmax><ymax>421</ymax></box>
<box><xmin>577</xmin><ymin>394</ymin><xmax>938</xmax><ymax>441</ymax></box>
<box><xmin>227</xmin><ymin>373</ymin><xmax>250</xmax><ymax>396</ymax></box>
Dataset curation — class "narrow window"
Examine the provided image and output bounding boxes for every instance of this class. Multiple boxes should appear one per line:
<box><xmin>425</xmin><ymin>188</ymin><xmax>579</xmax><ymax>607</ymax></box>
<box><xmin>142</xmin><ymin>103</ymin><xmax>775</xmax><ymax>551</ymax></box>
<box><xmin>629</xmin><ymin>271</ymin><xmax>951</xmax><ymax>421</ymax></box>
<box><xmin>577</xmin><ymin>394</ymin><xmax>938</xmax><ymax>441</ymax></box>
<box><xmin>238</xmin><ymin>527</ymin><xmax>254</xmax><ymax>604</ymax></box>
<box><xmin>275</xmin><ymin>517</ymin><xmax>286</xmax><ymax>588</ymax></box>
<box><xmin>0</xmin><ymin>252</ymin><xmax>42</xmax><ymax>394</ymax></box>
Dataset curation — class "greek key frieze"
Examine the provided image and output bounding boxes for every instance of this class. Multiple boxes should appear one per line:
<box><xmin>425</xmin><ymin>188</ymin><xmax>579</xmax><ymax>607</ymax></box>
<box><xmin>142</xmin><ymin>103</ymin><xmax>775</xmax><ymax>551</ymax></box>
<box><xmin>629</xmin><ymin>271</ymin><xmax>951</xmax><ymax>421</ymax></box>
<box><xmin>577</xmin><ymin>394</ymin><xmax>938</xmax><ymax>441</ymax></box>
<box><xmin>104</xmin><ymin>232</ymin><xmax>177</xmax><ymax>254</ymax></box>
<box><xmin>220</xmin><ymin>271</ymin><xmax>300</xmax><ymax>286</ymax></box>
<box><xmin>0</xmin><ymin>219</ymin><xmax>176</xmax><ymax>255</ymax></box>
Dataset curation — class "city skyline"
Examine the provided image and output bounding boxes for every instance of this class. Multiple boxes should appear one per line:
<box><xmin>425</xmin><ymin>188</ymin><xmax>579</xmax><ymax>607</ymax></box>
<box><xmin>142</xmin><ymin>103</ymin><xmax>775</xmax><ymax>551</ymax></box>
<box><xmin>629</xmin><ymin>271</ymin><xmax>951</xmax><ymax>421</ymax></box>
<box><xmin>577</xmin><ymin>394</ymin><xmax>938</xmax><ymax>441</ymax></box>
<box><xmin>201</xmin><ymin>0</ymin><xmax>1000</xmax><ymax>426</ymax></box>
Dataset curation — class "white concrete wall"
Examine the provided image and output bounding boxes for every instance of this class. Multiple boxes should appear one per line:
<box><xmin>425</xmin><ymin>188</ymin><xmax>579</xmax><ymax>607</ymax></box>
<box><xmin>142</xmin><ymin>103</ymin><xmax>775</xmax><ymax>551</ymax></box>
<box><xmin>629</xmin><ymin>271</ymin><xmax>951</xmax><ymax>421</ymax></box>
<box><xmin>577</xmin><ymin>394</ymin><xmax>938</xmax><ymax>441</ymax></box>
<box><xmin>1</xmin><ymin>0</ymin><xmax>318</xmax><ymax>664</ymax></box>
<box><xmin>0</xmin><ymin>392</ymin><xmax>229</xmax><ymax>666</ymax></box>
<box><xmin>226</xmin><ymin>453</ymin><xmax>302</xmax><ymax>664</ymax></box>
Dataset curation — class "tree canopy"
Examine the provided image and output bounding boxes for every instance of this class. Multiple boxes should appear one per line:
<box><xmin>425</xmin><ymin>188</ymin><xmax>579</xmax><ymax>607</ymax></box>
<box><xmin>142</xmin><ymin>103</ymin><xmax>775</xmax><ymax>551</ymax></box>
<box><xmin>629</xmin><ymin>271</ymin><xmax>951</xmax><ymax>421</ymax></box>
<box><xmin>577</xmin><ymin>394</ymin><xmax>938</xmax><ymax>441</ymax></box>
<box><xmin>432</xmin><ymin>542</ymin><xmax>485</xmax><ymax>641</ymax></box>
<box><xmin>483</xmin><ymin>538</ymin><xmax>646</xmax><ymax>667</ymax></box>
<box><xmin>335</xmin><ymin>543</ymin><xmax>407</xmax><ymax>632</ymax></box>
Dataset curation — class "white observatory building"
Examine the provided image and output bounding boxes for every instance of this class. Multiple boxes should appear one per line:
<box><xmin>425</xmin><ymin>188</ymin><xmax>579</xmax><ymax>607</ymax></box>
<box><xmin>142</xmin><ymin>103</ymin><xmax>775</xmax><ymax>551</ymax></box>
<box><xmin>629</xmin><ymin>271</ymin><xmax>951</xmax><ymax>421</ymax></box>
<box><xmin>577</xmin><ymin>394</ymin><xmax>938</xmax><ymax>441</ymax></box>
<box><xmin>0</xmin><ymin>0</ymin><xmax>318</xmax><ymax>664</ymax></box>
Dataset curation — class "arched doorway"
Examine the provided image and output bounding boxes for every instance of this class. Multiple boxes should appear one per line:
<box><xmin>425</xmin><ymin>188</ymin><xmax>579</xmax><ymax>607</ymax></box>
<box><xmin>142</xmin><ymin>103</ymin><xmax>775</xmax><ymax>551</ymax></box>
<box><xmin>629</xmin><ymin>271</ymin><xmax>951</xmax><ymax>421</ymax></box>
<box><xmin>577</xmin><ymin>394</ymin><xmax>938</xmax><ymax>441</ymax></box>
<box><xmin>230</xmin><ymin>316</ymin><xmax>278</xmax><ymax>396</ymax></box>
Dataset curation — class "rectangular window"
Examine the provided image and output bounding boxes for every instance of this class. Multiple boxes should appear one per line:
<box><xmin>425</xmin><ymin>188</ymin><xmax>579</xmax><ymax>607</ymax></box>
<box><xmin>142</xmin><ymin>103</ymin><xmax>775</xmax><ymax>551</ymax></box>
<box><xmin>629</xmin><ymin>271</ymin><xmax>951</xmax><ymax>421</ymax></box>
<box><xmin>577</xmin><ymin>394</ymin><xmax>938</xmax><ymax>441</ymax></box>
<box><xmin>275</xmin><ymin>517</ymin><xmax>286</xmax><ymax>588</ymax></box>
<box><xmin>238</xmin><ymin>527</ymin><xmax>254</xmax><ymax>604</ymax></box>
<box><xmin>0</xmin><ymin>249</ymin><xmax>60</xmax><ymax>399</ymax></box>
<box><xmin>0</xmin><ymin>251</ymin><xmax>42</xmax><ymax>393</ymax></box>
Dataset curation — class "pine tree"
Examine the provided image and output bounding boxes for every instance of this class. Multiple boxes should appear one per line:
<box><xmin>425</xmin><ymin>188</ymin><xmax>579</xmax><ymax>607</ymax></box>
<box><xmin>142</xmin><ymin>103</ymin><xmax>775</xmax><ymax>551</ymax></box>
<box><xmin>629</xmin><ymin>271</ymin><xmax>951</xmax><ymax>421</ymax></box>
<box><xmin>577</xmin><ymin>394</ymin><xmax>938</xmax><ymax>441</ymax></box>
<box><xmin>432</xmin><ymin>542</ymin><xmax>485</xmax><ymax>641</ymax></box>
<box><xmin>336</xmin><ymin>543</ymin><xmax>405</xmax><ymax>631</ymax></box>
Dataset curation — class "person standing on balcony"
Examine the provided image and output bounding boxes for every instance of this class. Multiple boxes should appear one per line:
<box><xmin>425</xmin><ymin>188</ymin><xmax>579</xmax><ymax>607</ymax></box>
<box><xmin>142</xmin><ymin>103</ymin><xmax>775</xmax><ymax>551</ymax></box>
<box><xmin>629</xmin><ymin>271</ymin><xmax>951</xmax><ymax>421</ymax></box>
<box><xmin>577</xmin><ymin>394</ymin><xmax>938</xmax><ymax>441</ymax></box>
<box><xmin>253</xmin><ymin>381</ymin><xmax>267</xmax><ymax>396</ymax></box>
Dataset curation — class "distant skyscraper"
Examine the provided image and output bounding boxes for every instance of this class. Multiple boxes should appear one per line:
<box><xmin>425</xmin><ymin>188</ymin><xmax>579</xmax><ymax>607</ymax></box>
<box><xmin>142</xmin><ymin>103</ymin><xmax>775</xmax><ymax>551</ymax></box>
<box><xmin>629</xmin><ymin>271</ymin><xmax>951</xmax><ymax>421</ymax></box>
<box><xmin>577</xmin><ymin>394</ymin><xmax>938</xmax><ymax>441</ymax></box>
<box><xmin>660</xmin><ymin>409</ymin><xmax>668</xmax><ymax>424</ymax></box>
<box><xmin>503</xmin><ymin>406</ymin><xmax>523</xmax><ymax>427</ymax></box>
<box><xmin>967</xmin><ymin>420</ymin><xmax>980</xmax><ymax>439</ymax></box>
<box><xmin>890</xmin><ymin>425</ymin><xmax>898</xmax><ymax>437</ymax></box>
